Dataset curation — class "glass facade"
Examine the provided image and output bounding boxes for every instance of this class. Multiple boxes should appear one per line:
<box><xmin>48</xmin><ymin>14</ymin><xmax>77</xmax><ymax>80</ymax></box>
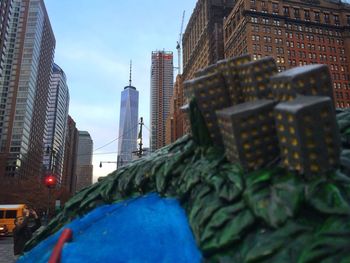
<box><xmin>117</xmin><ymin>85</ymin><xmax>139</xmax><ymax>167</ymax></box>
<box><xmin>43</xmin><ymin>63</ymin><xmax>69</xmax><ymax>185</ymax></box>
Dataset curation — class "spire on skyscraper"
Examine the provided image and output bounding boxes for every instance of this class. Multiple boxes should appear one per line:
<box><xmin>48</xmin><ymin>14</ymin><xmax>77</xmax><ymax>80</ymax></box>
<box><xmin>129</xmin><ymin>60</ymin><xmax>132</xmax><ymax>87</ymax></box>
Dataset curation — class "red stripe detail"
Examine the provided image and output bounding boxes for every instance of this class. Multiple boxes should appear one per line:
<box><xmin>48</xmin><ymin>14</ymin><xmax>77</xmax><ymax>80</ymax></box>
<box><xmin>48</xmin><ymin>228</ymin><xmax>73</xmax><ymax>263</ymax></box>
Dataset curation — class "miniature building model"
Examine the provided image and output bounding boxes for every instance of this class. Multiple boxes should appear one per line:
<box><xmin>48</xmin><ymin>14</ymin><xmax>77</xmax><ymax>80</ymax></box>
<box><xmin>270</xmin><ymin>64</ymin><xmax>334</xmax><ymax>102</ymax></box>
<box><xmin>185</xmin><ymin>54</ymin><xmax>341</xmax><ymax>174</ymax></box>
<box><xmin>219</xmin><ymin>54</ymin><xmax>251</xmax><ymax>105</ymax></box>
<box><xmin>236</xmin><ymin>57</ymin><xmax>278</xmax><ymax>101</ymax></box>
<box><xmin>190</xmin><ymin>73</ymin><xmax>231</xmax><ymax>146</ymax></box>
<box><xmin>274</xmin><ymin>96</ymin><xmax>340</xmax><ymax>175</ymax></box>
<box><xmin>217</xmin><ymin>99</ymin><xmax>279</xmax><ymax>171</ymax></box>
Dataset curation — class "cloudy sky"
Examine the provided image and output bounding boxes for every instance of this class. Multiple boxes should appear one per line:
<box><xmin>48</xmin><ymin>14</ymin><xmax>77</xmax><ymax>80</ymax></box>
<box><xmin>44</xmin><ymin>0</ymin><xmax>197</xmax><ymax>182</ymax></box>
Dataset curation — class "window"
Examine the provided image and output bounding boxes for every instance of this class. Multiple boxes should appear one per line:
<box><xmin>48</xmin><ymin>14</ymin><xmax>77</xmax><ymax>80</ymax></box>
<box><xmin>315</xmin><ymin>12</ymin><xmax>320</xmax><ymax>22</ymax></box>
<box><xmin>304</xmin><ymin>10</ymin><xmax>310</xmax><ymax>20</ymax></box>
<box><xmin>273</xmin><ymin>19</ymin><xmax>280</xmax><ymax>26</ymax></box>
<box><xmin>283</xmin><ymin>6</ymin><xmax>290</xmax><ymax>16</ymax></box>
<box><xmin>272</xmin><ymin>2</ymin><xmax>279</xmax><ymax>14</ymax></box>
<box><xmin>294</xmin><ymin>8</ymin><xmax>300</xmax><ymax>18</ymax></box>
<box><xmin>324</xmin><ymin>13</ymin><xmax>330</xmax><ymax>24</ymax></box>
<box><xmin>252</xmin><ymin>35</ymin><xmax>260</xmax><ymax>41</ymax></box>
<box><xmin>334</xmin><ymin>15</ymin><xmax>339</xmax><ymax>26</ymax></box>
<box><xmin>5</xmin><ymin>210</ymin><xmax>17</xmax><ymax>218</ymax></box>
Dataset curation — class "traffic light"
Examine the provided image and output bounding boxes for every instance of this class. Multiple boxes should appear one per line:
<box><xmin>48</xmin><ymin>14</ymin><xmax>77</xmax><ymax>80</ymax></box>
<box><xmin>44</xmin><ymin>174</ymin><xmax>57</xmax><ymax>188</ymax></box>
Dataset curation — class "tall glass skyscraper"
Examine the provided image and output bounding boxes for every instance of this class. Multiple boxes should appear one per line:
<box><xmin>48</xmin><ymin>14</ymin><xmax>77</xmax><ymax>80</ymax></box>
<box><xmin>117</xmin><ymin>65</ymin><xmax>139</xmax><ymax>168</ymax></box>
<box><xmin>150</xmin><ymin>51</ymin><xmax>174</xmax><ymax>151</ymax></box>
<box><xmin>43</xmin><ymin>63</ymin><xmax>69</xmax><ymax>185</ymax></box>
<box><xmin>0</xmin><ymin>0</ymin><xmax>55</xmax><ymax>179</ymax></box>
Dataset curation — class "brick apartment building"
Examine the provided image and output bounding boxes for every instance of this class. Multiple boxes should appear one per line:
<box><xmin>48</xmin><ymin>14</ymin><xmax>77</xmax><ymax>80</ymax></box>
<box><xmin>183</xmin><ymin>0</ymin><xmax>235</xmax><ymax>81</ymax></box>
<box><xmin>223</xmin><ymin>0</ymin><xmax>350</xmax><ymax>108</ymax></box>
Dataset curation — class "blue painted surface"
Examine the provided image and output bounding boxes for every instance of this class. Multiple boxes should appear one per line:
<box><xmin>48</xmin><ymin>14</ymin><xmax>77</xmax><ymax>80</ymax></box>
<box><xmin>18</xmin><ymin>194</ymin><xmax>202</xmax><ymax>263</ymax></box>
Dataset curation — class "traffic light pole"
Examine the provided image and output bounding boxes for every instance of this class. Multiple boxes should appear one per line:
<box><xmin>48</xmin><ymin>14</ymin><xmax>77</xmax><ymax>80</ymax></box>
<box><xmin>47</xmin><ymin>188</ymin><xmax>51</xmax><ymax>224</ymax></box>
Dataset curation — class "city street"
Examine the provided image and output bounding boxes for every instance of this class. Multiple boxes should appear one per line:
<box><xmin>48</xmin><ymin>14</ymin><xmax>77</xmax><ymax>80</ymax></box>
<box><xmin>0</xmin><ymin>237</ymin><xmax>16</xmax><ymax>263</ymax></box>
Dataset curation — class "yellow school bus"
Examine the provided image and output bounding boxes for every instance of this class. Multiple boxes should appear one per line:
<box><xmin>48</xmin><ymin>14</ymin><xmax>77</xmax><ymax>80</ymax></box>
<box><xmin>0</xmin><ymin>204</ymin><xmax>27</xmax><ymax>234</ymax></box>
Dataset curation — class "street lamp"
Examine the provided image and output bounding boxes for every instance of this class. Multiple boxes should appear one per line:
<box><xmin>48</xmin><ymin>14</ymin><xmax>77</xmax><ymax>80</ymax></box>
<box><xmin>99</xmin><ymin>161</ymin><xmax>118</xmax><ymax>169</ymax></box>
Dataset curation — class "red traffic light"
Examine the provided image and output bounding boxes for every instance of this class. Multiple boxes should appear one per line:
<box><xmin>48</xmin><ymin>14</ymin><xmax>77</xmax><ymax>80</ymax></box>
<box><xmin>44</xmin><ymin>174</ymin><xmax>57</xmax><ymax>188</ymax></box>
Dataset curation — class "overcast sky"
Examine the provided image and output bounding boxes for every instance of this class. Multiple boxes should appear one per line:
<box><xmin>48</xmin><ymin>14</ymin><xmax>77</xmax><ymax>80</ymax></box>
<box><xmin>44</xmin><ymin>0</ymin><xmax>197</xmax><ymax>182</ymax></box>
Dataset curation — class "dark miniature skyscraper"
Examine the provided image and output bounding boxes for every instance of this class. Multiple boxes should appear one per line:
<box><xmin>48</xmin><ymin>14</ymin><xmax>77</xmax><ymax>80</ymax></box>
<box><xmin>217</xmin><ymin>99</ymin><xmax>279</xmax><ymax>171</ymax></box>
<box><xmin>236</xmin><ymin>57</ymin><xmax>278</xmax><ymax>101</ymax></box>
<box><xmin>219</xmin><ymin>54</ymin><xmax>251</xmax><ymax>105</ymax></box>
<box><xmin>270</xmin><ymin>64</ymin><xmax>334</xmax><ymax>102</ymax></box>
<box><xmin>274</xmin><ymin>96</ymin><xmax>340</xmax><ymax>175</ymax></box>
<box><xmin>189</xmin><ymin>73</ymin><xmax>231</xmax><ymax>146</ymax></box>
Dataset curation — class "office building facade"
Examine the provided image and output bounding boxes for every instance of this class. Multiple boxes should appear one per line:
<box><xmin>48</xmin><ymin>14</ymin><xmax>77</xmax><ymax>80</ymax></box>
<box><xmin>0</xmin><ymin>0</ymin><xmax>55</xmax><ymax>179</ymax></box>
<box><xmin>117</xmin><ymin>76</ymin><xmax>139</xmax><ymax>168</ymax></box>
<box><xmin>223</xmin><ymin>0</ymin><xmax>350</xmax><ymax>108</ymax></box>
<box><xmin>76</xmin><ymin>131</ymin><xmax>93</xmax><ymax>191</ymax></box>
<box><xmin>43</xmin><ymin>63</ymin><xmax>69</xmax><ymax>184</ymax></box>
<box><xmin>62</xmin><ymin>115</ymin><xmax>78</xmax><ymax>196</ymax></box>
<box><xmin>150</xmin><ymin>51</ymin><xmax>174</xmax><ymax>151</ymax></box>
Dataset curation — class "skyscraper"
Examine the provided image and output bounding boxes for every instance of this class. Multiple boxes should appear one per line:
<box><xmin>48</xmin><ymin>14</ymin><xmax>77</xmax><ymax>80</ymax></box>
<box><xmin>43</xmin><ymin>63</ymin><xmax>69</xmax><ymax>185</ymax></box>
<box><xmin>150</xmin><ymin>51</ymin><xmax>174</xmax><ymax>151</ymax></box>
<box><xmin>62</xmin><ymin>115</ymin><xmax>78</xmax><ymax>197</ymax></box>
<box><xmin>76</xmin><ymin>131</ymin><xmax>93</xmax><ymax>191</ymax></box>
<box><xmin>0</xmin><ymin>0</ymin><xmax>55</xmax><ymax>180</ymax></box>
<box><xmin>117</xmin><ymin>63</ymin><xmax>139</xmax><ymax>167</ymax></box>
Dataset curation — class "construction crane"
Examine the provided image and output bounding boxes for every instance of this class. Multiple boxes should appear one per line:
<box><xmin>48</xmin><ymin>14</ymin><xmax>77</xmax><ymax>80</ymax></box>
<box><xmin>176</xmin><ymin>11</ymin><xmax>185</xmax><ymax>75</ymax></box>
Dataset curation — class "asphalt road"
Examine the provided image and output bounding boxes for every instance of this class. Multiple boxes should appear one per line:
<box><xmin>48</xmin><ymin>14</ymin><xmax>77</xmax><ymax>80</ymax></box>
<box><xmin>0</xmin><ymin>237</ymin><xmax>17</xmax><ymax>263</ymax></box>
